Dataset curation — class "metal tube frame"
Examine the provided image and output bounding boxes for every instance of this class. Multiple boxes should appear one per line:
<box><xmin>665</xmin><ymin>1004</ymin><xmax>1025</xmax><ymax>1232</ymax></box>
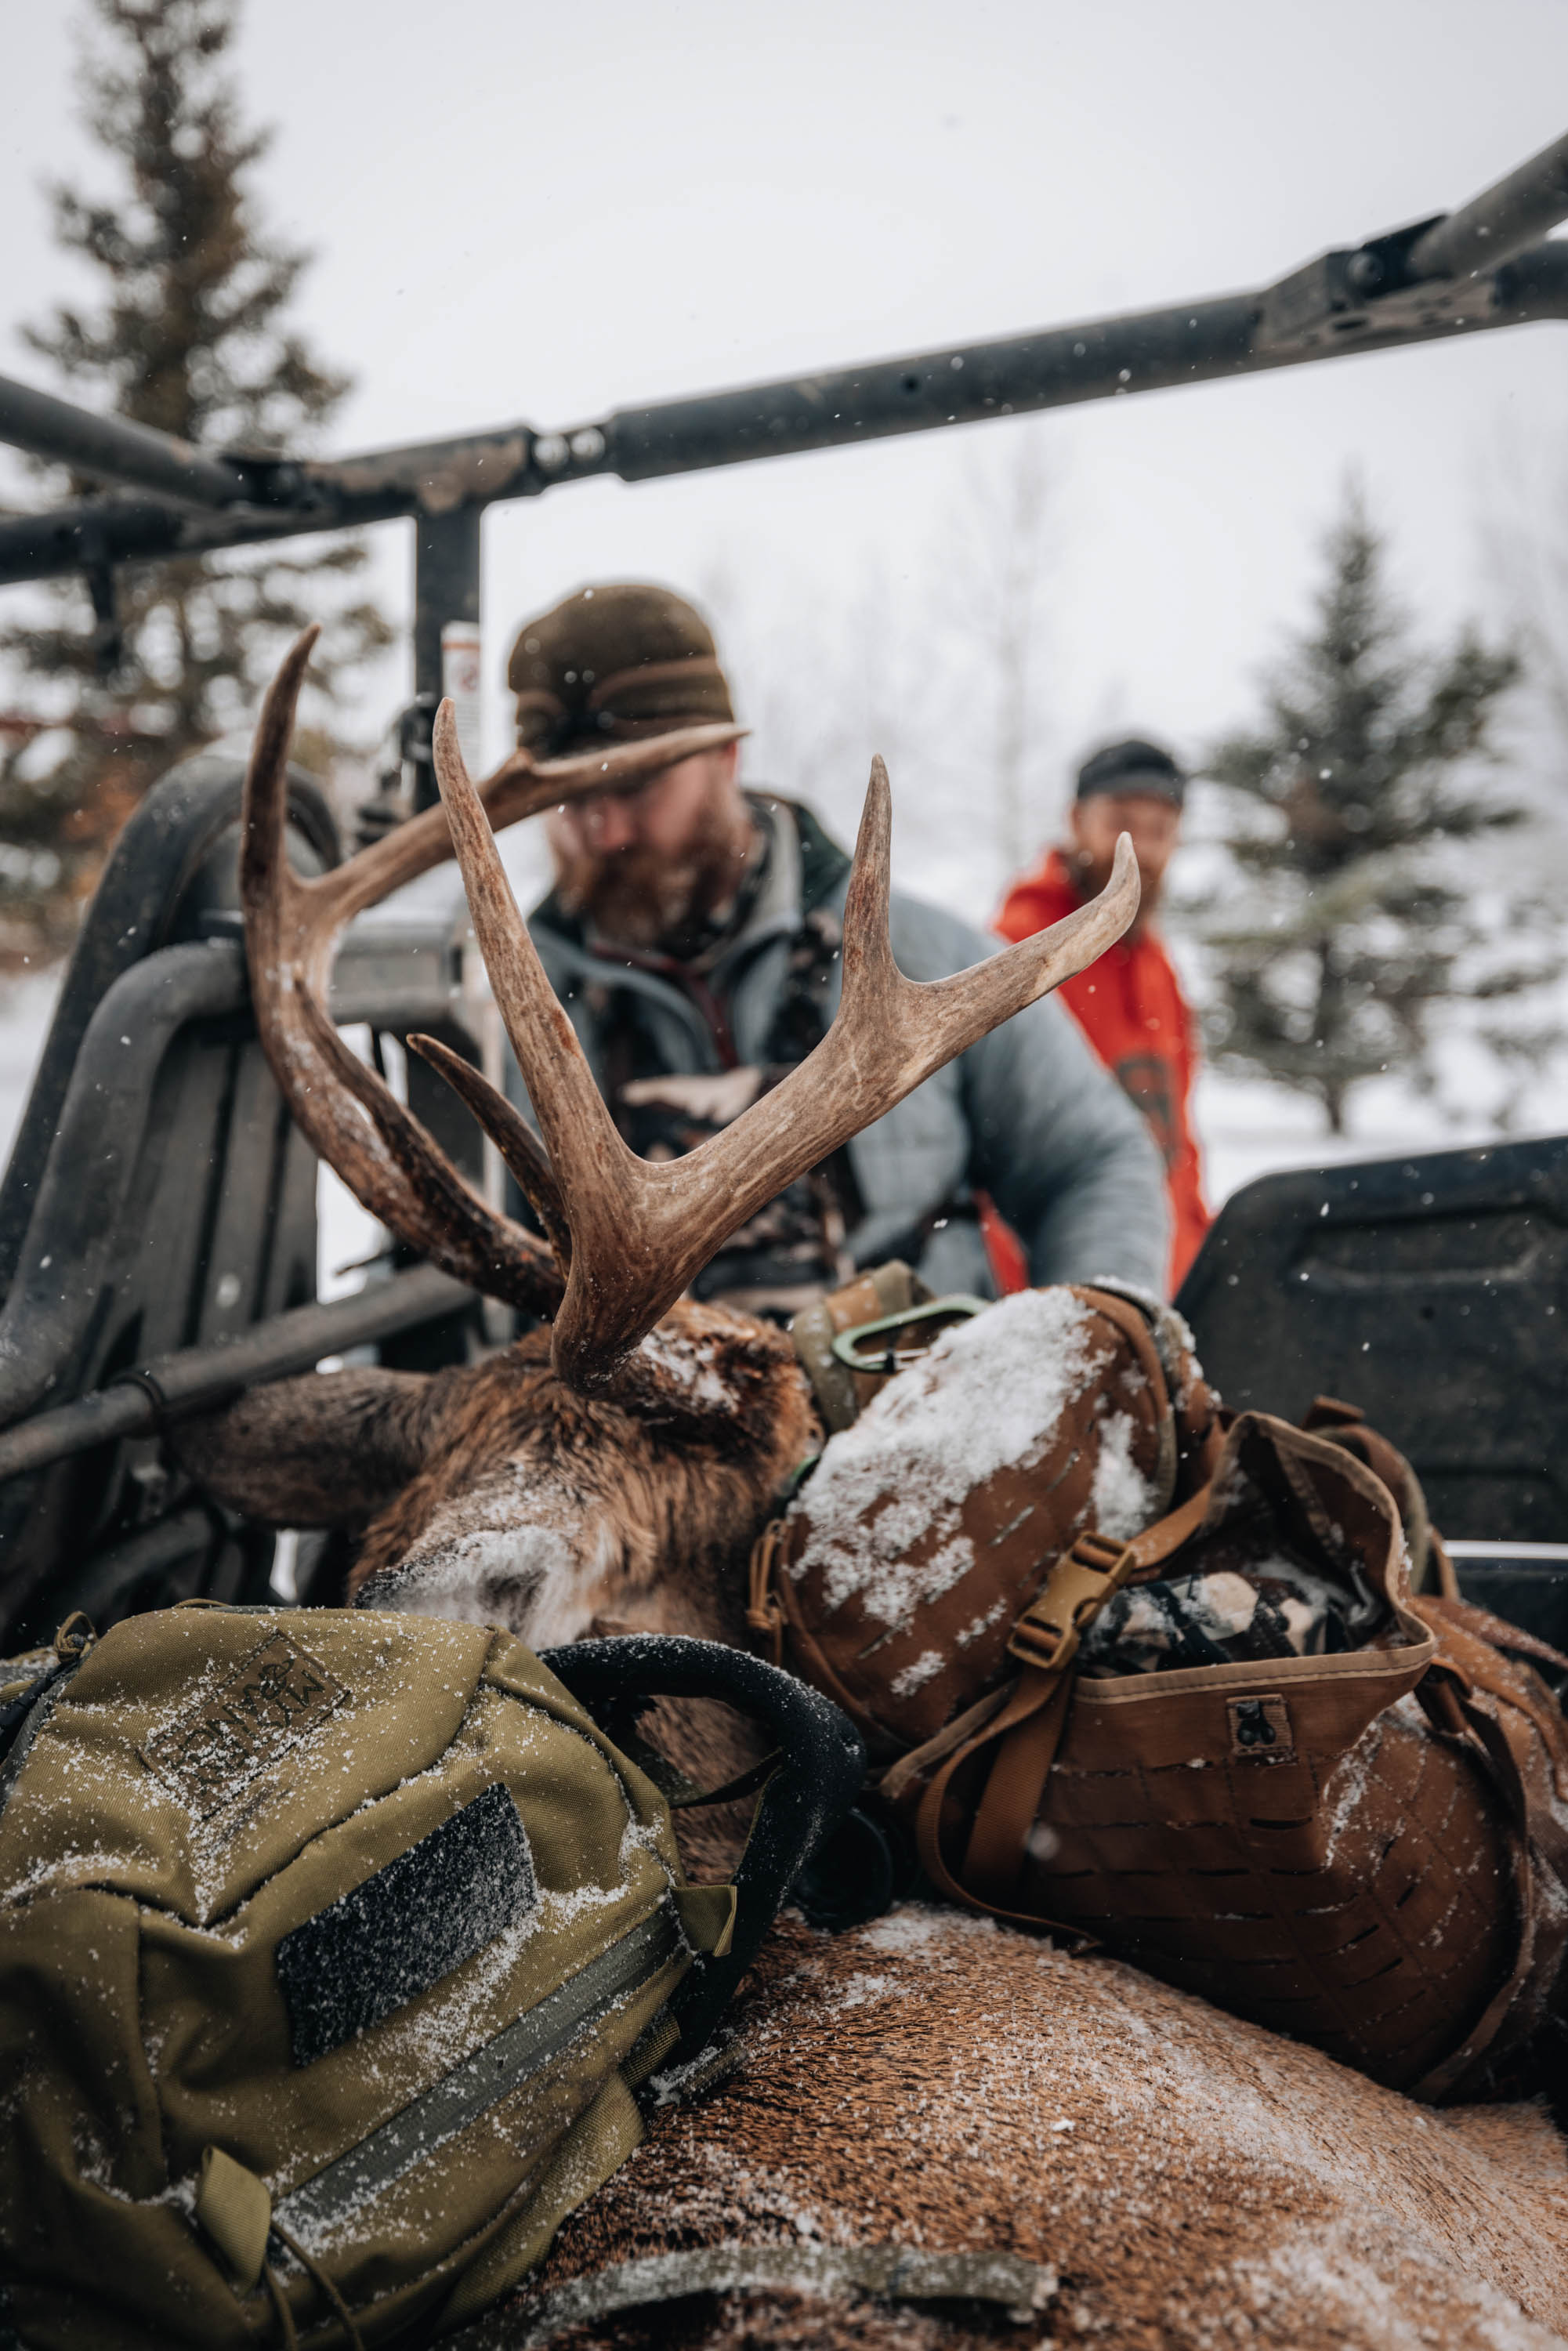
<box><xmin>0</xmin><ymin>137</ymin><xmax>1560</xmax><ymax>660</ymax></box>
<box><xmin>0</xmin><ymin>1263</ymin><xmax>475</xmax><ymax>1485</ymax></box>
<box><xmin>1</xmin><ymin>245</ymin><xmax>1566</xmax><ymax>597</ymax></box>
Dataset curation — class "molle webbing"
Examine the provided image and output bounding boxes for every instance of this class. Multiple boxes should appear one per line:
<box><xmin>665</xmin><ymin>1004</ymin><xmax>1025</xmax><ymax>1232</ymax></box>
<box><xmin>888</xmin><ymin>1414</ymin><xmax>1568</xmax><ymax>2098</ymax></box>
<box><xmin>0</xmin><ymin>1607</ymin><xmax>766</xmax><ymax>2349</ymax></box>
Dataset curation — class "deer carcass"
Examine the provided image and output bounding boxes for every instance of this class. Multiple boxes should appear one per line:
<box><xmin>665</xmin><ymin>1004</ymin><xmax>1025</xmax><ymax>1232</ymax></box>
<box><xmin>174</xmin><ymin>635</ymin><xmax>1567</xmax><ymax>2351</ymax></box>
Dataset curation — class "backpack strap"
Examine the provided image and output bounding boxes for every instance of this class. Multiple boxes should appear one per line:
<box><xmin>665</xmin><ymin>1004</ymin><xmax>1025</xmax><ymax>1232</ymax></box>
<box><xmin>893</xmin><ymin>1483</ymin><xmax>1214</xmax><ymax>1928</ymax></box>
<box><xmin>495</xmin><ymin>2241</ymin><xmax>1059</xmax><ymax>2344</ymax></box>
<box><xmin>1074</xmin><ymin>1288</ymin><xmax>1182</xmax><ymax>1516</ymax></box>
<box><xmin>1399</xmin><ymin>1591</ymin><xmax>1568</xmax><ymax>2098</ymax></box>
<box><xmin>1413</xmin><ymin>1597</ymin><xmax>1568</xmax><ymax>1874</ymax></box>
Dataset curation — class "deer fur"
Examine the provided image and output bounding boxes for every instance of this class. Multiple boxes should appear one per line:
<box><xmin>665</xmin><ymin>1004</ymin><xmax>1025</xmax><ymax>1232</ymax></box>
<box><xmin>175</xmin><ymin>1303</ymin><xmax>817</xmax><ymax>1862</ymax></box>
<box><xmin>177</xmin><ymin>1302</ymin><xmax>814</xmax><ymax>1643</ymax></box>
<box><xmin>509</xmin><ymin>1910</ymin><xmax>1568</xmax><ymax>2351</ymax></box>
<box><xmin>177</xmin><ymin>1320</ymin><xmax>1568</xmax><ymax>2351</ymax></box>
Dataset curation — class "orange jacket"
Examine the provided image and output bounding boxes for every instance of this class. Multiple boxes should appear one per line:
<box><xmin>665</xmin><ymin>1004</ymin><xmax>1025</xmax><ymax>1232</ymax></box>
<box><xmin>995</xmin><ymin>848</ymin><xmax>1211</xmax><ymax>1292</ymax></box>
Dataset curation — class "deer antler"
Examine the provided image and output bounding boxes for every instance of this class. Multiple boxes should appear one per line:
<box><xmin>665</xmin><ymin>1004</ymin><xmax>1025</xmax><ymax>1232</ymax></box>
<box><xmin>240</xmin><ymin>625</ymin><xmax>746</xmax><ymax>1312</ymax></box>
<box><xmin>418</xmin><ymin>698</ymin><xmax>1141</xmax><ymax>1393</ymax></box>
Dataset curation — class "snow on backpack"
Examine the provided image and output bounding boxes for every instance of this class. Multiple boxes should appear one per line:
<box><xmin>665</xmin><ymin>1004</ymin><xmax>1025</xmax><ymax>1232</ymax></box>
<box><xmin>0</xmin><ymin>1604</ymin><xmax>862</xmax><ymax>2349</ymax></box>
<box><xmin>752</xmin><ymin>1277</ymin><xmax>1568</xmax><ymax>2096</ymax></box>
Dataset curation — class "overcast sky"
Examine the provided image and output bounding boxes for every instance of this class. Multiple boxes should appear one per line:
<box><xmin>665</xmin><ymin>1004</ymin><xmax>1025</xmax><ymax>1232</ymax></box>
<box><xmin>3</xmin><ymin>0</ymin><xmax>1567</xmax><ymax>910</ymax></box>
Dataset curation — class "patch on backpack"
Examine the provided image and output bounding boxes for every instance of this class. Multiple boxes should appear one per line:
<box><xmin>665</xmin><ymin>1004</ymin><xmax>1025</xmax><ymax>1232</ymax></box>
<box><xmin>1228</xmin><ymin>1694</ymin><xmax>1294</xmax><ymax>1762</ymax></box>
<box><xmin>275</xmin><ymin>1781</ymin><xmax>538</xmax><ymax>2065</ymax></box>
<box><xmin>141</xmin><ymin>1630</ymin><xmax>349</xmax><ymax>1817</ymax></box>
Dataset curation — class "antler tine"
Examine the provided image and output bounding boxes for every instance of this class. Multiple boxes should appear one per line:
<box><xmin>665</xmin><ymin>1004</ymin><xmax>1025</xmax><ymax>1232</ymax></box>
<box><xmin>314</xmin><ymin>716</ymin><xmax>749</xmax><ymax>944</ymax></box>
<box><xmin>428</xmin><ymin>700</ymin><xmax>646</xmax><ymax>1334</ymax></box>
<box><xmin>431</xmin><ymin>707</ymin><xmax>1140</xmax><ymax>1393</ymax></box>
<box><xmin>239</xmin><ymin>621</ymin><xmax>316</xmax><ymax>971</ymax></box>
<box><xmin>405</xmin><ymin>1031</ymin><xmax>574</xmax><ymax>1270</ymax></box>
<box><xmin>241</xmin><ymin>627</ymin><xmax>745</xmax><ymax>1313</ymax></box>
<box><xmin>846</xmin><ymin>778</ymin><xmax>1143</xmax><ymax>1047</ymax></box>
<box><xmin>241</xmin><ymin>628</ymin><xmax>564</xmax><ymax>1312</ymax></box>
<box><xmin>835</xmin><ymin>757</ymin><xmax>1141</xmax><ymax>1048</ymax></box>
<box><xmin>836</xmin><ymin>754</ymin><xmax>899</xmax><ymax>1000</ymax></box>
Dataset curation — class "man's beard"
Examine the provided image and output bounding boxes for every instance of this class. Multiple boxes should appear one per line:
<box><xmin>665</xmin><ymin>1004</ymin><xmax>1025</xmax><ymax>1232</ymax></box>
<box><xmin>552</xmin><ymin>813</ymin><xmax>754</xmax><ymax>955</ymax></box>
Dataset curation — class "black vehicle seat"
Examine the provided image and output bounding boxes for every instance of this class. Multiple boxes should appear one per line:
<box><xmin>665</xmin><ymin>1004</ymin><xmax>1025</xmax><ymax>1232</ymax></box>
<box><xmin>1179</xmin><ymin>1139</ymin><xmax>1568</xmax><ymax>1649</ymax></box>
<box><xmin>0</xmin><ymin>753</ymin><xmax>337</xmax><ymax>1641</ymax></box>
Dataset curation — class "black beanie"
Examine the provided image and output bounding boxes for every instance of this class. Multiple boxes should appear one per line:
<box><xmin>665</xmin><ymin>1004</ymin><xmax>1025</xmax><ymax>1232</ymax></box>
<box><xmin>1075</xmin><ymin>737</ymin><xmax>1185</xmax><ymax>807</ymax></box>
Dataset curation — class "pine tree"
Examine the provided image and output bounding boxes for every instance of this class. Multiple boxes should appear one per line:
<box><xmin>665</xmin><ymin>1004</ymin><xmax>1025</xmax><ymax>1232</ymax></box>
<box><xmin>1196</xmin><ymin>490</ymin><xmax>1538</xmax><ymax>1133</ymax></box>
<box><xmin>0</xmin><ymin>0</ymin><xmax>390</xmax><ymax>963</ymax></box>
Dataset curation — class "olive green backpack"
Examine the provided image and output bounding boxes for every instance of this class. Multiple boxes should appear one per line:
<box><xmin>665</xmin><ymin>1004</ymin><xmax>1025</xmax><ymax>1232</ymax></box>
<box><xmin>0</xmin><ymin>1605</ymin><xmax>862</xmax><ymax>2349</ymax></box>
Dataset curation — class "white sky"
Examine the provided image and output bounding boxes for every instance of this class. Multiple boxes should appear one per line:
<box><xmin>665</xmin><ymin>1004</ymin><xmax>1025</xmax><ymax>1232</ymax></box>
<box><xmin>3</xmin><ymin>0</ymin><xmax>1567</xmax><ymax>907</ymax></box>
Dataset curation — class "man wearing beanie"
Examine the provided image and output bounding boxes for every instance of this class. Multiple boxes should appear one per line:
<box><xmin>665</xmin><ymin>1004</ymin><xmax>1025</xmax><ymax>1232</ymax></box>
<box><xmin>504</xmin><ymin>584</ymin><xmax>1168</xmax><ymax>1313</ymax></box>
<box><xmin>996</xmin><ymin>739</ymin><xmax>1211</xmax><ymax>1291</ymax></box>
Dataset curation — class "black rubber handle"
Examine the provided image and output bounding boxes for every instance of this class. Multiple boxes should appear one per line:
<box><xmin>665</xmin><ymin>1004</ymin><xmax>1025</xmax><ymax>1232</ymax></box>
<box><xmin>539</xmin><ymin>1635</ymin><xmax>866</xmax><ymax>2056</ymax></box>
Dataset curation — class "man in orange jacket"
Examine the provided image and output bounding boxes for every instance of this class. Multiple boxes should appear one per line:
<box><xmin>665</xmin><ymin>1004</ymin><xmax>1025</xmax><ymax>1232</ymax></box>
<box><xmin>996</xmin><ymin>738</ymin><xmax>1211</xmax><ymax>1293</ymax></box>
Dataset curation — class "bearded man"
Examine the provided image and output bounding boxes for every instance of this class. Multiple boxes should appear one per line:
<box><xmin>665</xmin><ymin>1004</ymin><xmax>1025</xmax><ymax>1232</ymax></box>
<box><xmin>505</xmin><ymin>583</ymin><xmax>1168</xmax><ymax>1314</ymax></box>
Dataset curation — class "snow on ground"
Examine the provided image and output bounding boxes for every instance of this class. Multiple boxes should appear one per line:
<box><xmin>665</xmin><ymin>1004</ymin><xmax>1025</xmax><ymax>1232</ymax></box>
<box><xmin>1195</xmin><ymin>1065</ymin><xmax>1559</xmax><ymax>1207</ymax></box>
<box><xmin>1195</xmin><ymin>1014</ymin><xmax>1568</xmax><ymax>1208</ymax></box>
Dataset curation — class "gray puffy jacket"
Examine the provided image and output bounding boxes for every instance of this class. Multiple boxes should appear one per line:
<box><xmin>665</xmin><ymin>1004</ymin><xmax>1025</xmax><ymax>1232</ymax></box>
<box><xmin>509</xmin><ymin>795</ymin><xmax>1169</xmax><ymax>1299</ymax></box>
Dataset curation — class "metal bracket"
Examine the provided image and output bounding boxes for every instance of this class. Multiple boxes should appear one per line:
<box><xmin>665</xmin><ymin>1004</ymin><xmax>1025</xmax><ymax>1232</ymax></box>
<box><xmin>1257</xmin><ymin>214</ymin><xmax>1479</xmax><ymax>353</ymax></box>
<box><xmin>828</xmin><ymin>1293</ymin><xmax>989</xmax><ymax>1375</ymax></box>
<box><xmin>83</xmin><ymin>545</ymin><xmax>122</xmax><ymax>681</ymax></box>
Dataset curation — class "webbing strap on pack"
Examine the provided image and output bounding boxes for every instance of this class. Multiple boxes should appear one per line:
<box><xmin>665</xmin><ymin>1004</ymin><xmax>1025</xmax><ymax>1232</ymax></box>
<box><xmin>896</xmin><ymin>1483</ymin><xmax>1215</xmax><ymax>1926</ymax></box>
<box><xmin>744</xmin><ymin>1520</ymin><xmax>789</xmax><ymax>1666</ymax></box>
<box><xmin>469</xmin><ymin>2241</ymin><xmax>1060</xmax><ymax>2348</ymax></box>
<box><xmin>0</xmin><ymin>1616</ymin><xmax>96</xmax><ymax>1818</ymax></box>
<box><xmin>1409</xmin><ymin>1653</ymin><xmax>1568</xmax><ymax>2100</ymax></box>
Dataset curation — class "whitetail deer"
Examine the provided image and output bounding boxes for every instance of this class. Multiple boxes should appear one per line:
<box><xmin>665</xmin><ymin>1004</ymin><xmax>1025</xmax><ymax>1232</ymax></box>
<box><xmin>175</xmin><ymin>633</ymin><xmax>1566</xmax><ymax>2351</ymax></box>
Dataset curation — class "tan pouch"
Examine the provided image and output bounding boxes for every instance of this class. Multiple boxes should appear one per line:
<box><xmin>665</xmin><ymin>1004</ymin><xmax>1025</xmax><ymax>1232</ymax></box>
<box><xmin>755</xmin><ymin>1281</ymin><xmax>1221</xmax><ymax>1756</ymax></box>
<box><xmin>886</xmin><ymin>1413</ymin><xmax>1568</xmax><ymax>2099</ymax></box>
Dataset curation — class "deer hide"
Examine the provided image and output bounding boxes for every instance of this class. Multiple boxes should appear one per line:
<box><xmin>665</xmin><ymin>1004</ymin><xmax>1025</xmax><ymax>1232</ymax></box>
<box><xmin>505</xmin><ymin>1908</ymin><xmax>1568</xmax><ymax>2351</ymax></box>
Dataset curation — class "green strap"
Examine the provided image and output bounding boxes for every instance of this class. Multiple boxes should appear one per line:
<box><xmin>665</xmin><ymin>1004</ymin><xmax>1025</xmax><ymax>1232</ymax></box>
<box><xmin>465</xmin><ymin>2241</ymin><xmax>1060</xmax><ymax>2346</ymax></box>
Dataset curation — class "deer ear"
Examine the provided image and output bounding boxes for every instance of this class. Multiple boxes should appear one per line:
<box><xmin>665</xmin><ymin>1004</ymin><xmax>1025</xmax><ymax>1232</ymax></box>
<box><xmin>172</xmin><ymin>1367</ymin><xmax>441</xmax><ymax>1530</ymax></box>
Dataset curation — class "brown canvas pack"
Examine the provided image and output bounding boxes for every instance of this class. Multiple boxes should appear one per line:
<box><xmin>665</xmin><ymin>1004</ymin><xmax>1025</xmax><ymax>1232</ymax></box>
<box><xmin>754</xmin><ymin>1281</ymin><xmax>1222</xmax><ymax>1757</ymax></box>
<box><xmin>0</xmin><ymin>1605</ymin><xmax>743</xmax><ymax>2349</ymax></box>
<box><xmin>883</xmin><ymin>1412</ymin><xmax>1568</xmax><ymax>2097</ymax></box>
